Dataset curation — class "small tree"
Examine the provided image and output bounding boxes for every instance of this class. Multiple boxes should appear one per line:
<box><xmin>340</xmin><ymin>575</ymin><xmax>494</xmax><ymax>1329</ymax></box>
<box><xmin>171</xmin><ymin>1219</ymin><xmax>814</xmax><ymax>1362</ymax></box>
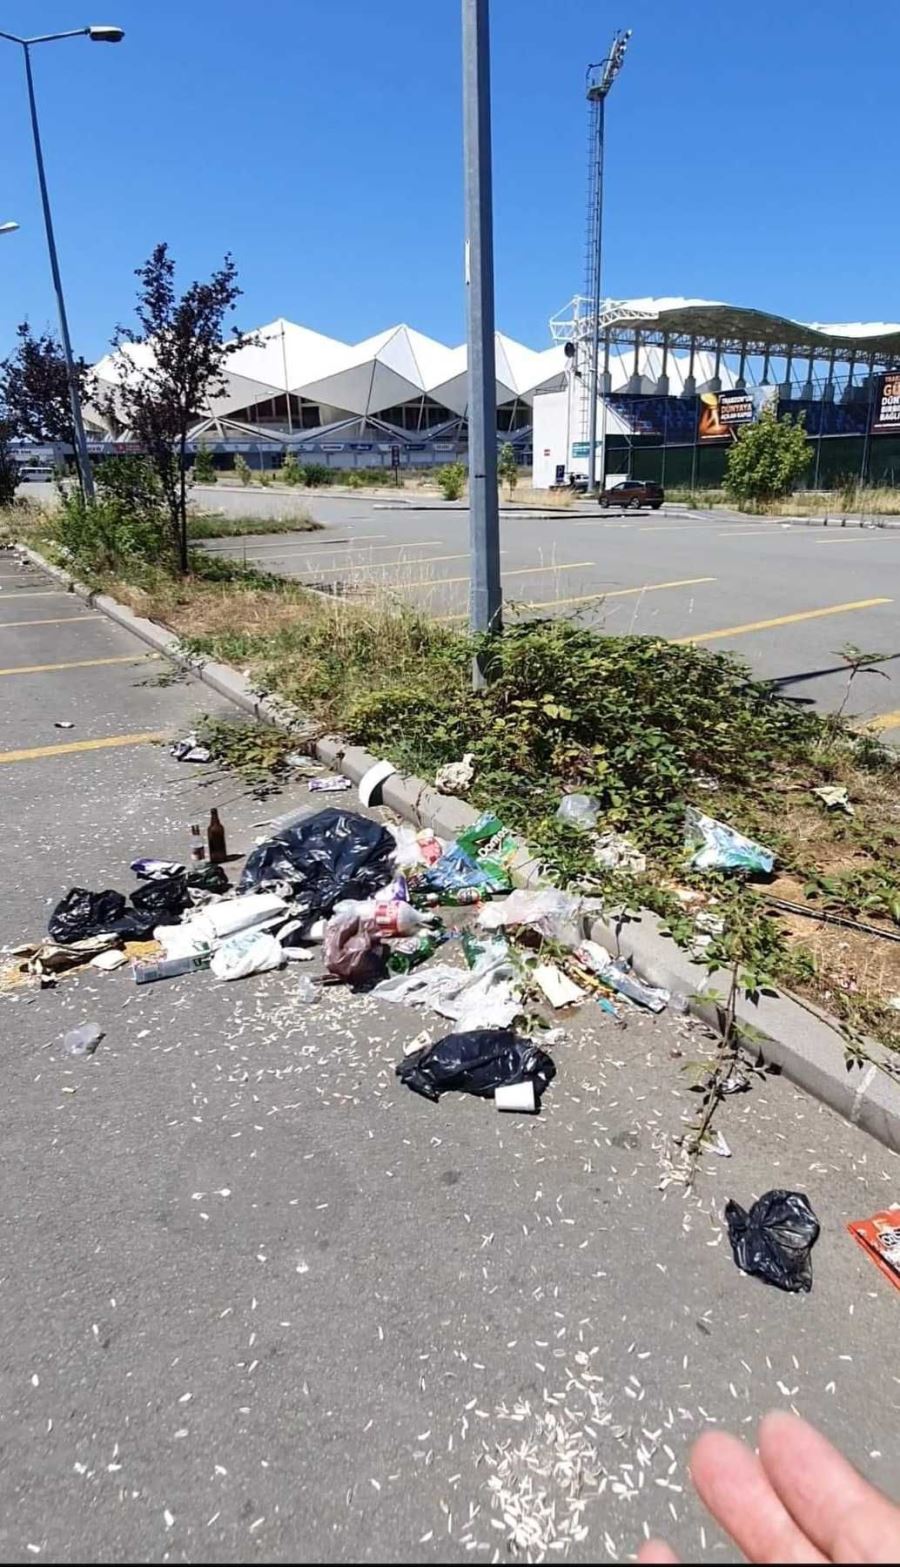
<box><xmin>724</xmin><ymin>408</ymin><xmax>811</xmax><ymax>510</ymax></box>
<box><xmin>0</xmin><ymin>420</ymin><xmax>18</xmax><ymax>508</ymax></box>
<box><xmin>436</xmin><ymin>461</ymin><xmax>466</xmax><ymax>501</ymax></box>
<box><xmin>105</xmin><ymin>243</ymin><xmax>243</xmax><ymax>571</ymax></box>
<box><xmin>193</xmin><ymin>444</ymin><xmax>217</xmax><ymax>485</ymax></box>
<box><xmin>498</xmin><ymin>442</ymin><xmax>519</xmax><ymax>499</ymax></box>
<box><xmin>0</xmin><ymin>321</ymin><xmax>88</xmax><ymax>456</ymax></box>
<box><xmin>280</xmin><ymin>449</ymin><xmax>302</xmax><ymax>486</ymax></box>
<box><xmin>234</xmin><ymin>453</ymin><xmax>252</xmax><ymax>485</ymax></box>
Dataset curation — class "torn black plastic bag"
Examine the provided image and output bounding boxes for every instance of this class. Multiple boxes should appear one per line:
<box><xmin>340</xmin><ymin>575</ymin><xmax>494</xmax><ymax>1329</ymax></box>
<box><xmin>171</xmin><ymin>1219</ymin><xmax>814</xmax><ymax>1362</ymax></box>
<box><xmin>239</xmin><ymin>808</ymin><xmax>395</xmax><ymax>929</ymax></box>
<box><xmin>49</xmin><ymin>888</ymin><xmax>157</xmax><ymax>943</ymax></box>
<box><xmin>130</xmin><ymin>872</ymin><xmax>191</xmax><ymax>920</ymax></box>
<box><xmin>725</xmin><ymin>1189</ymin><xmax>820</xmax><ymax>1293</ymax></box>
<box><xmin>397</xmin><ymin>1028</ymin><xmax>556</xmax><ymax>1104</ymax></box>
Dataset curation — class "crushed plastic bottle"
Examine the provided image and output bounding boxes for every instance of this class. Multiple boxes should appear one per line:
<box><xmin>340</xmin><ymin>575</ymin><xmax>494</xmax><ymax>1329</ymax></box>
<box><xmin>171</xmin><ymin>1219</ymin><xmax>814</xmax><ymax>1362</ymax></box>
<box><xmin>63</xmin><ymin>1022</ymin><xmax>104</xmax><ymax>1058</ymax></box>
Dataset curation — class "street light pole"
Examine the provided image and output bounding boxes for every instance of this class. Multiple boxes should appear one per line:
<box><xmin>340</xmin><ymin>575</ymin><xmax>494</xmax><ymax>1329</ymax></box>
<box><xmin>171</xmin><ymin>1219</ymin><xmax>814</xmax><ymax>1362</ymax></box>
<box><xmin>462</xmin><ymin>0</ymin><xmax>501</xmax><ymax>685</ymax></box>
<box><xmin>585</xmin><ymin>29</ymin><xmax>630</xmax><ymax>496</ymax></box>
<box><xmin>0</xmin><ymin>25</ymin><xmax>125</xmax><ymax>502</ymax></box>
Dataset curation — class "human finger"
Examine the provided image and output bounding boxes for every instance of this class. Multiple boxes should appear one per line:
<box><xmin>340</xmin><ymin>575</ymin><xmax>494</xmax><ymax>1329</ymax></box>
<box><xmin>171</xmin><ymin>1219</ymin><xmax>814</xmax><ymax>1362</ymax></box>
<box><xmin>690</xmin><ymin>1428</ymin><xmax>827</xmax><ymax>1563</ymax></box>
<box><xmin>759</xmin><ymin>1411</ymin><xmax>900</xmax><ymax>1564</ymax></box>
<box><xmin>637</xmin><ymin>1541</ymin><xmax>680</xmax><ymax>1564</ymax></box>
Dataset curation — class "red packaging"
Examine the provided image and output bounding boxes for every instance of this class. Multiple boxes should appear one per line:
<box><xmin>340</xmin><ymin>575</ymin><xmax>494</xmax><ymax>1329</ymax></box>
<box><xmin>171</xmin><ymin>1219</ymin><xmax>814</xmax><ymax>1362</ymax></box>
<box><xmin>847</xmin><ymin>1209</ymin><xmax>900</xmax><ymax>1292</ymax></box>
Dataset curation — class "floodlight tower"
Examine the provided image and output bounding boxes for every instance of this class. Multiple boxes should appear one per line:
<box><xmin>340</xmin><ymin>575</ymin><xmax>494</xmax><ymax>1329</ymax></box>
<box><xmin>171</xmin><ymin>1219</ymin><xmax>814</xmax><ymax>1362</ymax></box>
<box><xmin>584</xmin><ymin>28</ymin><xmax>631</xmax><ymax>494</ymax></box>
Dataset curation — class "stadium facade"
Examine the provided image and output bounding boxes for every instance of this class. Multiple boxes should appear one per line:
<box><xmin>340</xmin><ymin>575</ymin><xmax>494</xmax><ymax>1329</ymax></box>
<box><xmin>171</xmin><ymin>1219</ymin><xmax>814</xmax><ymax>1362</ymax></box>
<box><xmin>86</xmin><ymin>320</ymin><xmax>566</xmax><ymax>471</ymax></box>
<box><xmin>535</xmin><ymin>297</ymin><xmax>900</xmax><ymax>490</ymax></box>
<box><xmin>81</xmin><ymin>296</ymin><xmax>900</xmax><ymax>487</ymax></box>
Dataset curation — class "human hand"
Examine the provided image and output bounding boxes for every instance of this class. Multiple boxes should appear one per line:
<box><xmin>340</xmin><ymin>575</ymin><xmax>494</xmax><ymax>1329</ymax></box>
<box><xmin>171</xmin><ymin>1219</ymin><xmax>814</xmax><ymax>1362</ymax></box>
<box><xmin>638</xmin><ymin>1410</ymin><xmax>900</xmax><ymax>1563</ymax></box>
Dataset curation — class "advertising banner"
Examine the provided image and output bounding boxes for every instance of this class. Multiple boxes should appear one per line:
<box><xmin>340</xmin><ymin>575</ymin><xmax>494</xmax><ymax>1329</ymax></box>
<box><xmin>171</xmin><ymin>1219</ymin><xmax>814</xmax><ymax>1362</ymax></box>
<box><xmin>871</xmin><ymin>371</ymin><xmax>900</xmax><ymax>435</ymax></box>
<box><xmin>698</xmin><ymin>384</ymin><xmax>777</xmax><ymax>442</ymax></box>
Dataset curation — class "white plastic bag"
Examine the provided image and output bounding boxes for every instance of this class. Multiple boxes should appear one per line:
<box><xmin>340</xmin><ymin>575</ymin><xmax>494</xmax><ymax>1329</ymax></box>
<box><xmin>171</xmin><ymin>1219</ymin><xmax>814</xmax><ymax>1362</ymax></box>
<box><xmin>479</xmin><ymin>887</ymin><xmax>583</xmax><ymax>942</ymax></box>
<box><xmin>210</xmin><ymin>930</ymin><xmax>284</xmax><ymax>981</ymax></box>
<box><xmin>193</xmin><ymin>892</ymin><xmax>288</xmax><ymax>944</ymax></box>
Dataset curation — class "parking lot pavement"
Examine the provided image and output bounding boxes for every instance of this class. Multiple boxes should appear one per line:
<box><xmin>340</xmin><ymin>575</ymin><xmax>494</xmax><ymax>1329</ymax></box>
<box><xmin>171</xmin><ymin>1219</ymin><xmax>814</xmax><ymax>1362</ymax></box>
<box><xmin>1</xmin><ymin>555</ymin><xmax>898</xmax><ymax>1561</ymax></box>
<box><xmin>191</xmin><ymin>493</ymin><xmax>900</xmax><ymax>733</ymax></box>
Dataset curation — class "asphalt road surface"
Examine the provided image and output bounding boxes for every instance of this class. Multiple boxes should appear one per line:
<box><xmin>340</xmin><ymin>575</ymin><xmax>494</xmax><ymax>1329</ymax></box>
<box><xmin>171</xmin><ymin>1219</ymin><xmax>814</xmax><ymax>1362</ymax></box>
<box><xmin>191</xmin><ymin>488</ymin><xmax>900</xmax><ymax>735</ymax></box>
<box><xmin>1</xmin><ymin>552</ymin><xmax>899</xmax><ymax>1563</ymax></box>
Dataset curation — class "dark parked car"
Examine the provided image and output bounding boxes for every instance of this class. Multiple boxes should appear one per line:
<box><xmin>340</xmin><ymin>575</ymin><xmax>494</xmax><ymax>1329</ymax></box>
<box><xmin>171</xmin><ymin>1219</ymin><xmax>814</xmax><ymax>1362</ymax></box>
<box><xmin>598</xmin><ymin>478</ymin><xmax>664</xmax><ymax>510</ymax></box>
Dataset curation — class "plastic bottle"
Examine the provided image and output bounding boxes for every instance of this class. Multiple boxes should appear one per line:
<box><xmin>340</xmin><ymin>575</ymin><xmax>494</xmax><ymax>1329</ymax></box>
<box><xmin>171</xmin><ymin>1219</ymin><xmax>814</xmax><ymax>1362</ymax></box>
<box><xmin>373</xmin><ymin>900</ymin><xmax>431</xmax><ymax>938</ymax></box>
<box><xmin>63</xmin><ymin>1022</ymin><xmax>104</xmax><ymax>1057</ymax></box>
<box><xmin>207</xmin><ymin>808</ymin><xmax>227</xmax><ymax>865</ymax></box>
<box><xmin>190</xmin><ymin>823</ymin><xmax>206</xmax><ymax>863</ymax></box>
<box><xmin>386</xmin><ymin>933</ymin><xmax>443</xmax><ymax>974</ymax></box>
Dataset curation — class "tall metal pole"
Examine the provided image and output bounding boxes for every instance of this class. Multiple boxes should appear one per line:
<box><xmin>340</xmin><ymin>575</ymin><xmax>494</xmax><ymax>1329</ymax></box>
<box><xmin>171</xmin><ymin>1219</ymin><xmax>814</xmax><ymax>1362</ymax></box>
<box><xmin>584</xmin><ymin>29</ymin><xmax>630</xmax><ymax>495</ymax></box>
<box><xmin>462</xmin><ymin>0</ymin><xmax>501</xmax><ymax>682</ymax></box>
<box><xmin>23</xmin><ymin>43</ymin><xmax>95</xmax><ymax>500</ymax></box>
<box><xmin>280</xmin><ymin>321</ymin><xmax>293</xmax><ymax>435</ymax></box>
<box><xmin>586</xmin><ymin>94</ymin><xmax>605</xmax><ymax>494</ymax></box>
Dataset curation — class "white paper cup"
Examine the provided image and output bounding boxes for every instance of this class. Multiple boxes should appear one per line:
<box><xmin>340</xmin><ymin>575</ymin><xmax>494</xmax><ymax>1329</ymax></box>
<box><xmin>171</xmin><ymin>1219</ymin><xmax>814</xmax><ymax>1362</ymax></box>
<box><xmin>495</xmin><ymin>1081</ymin><xmax>536</xmax><ymax>1113</ymax></box>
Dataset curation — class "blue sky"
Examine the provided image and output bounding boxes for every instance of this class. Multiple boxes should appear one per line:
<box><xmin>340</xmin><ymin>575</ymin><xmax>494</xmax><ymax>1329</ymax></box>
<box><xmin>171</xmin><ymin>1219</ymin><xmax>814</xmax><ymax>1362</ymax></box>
<box><xmin>1</xmin><ymin>0</ymin><xmax>898</xmax><ymax>361</ymax></box>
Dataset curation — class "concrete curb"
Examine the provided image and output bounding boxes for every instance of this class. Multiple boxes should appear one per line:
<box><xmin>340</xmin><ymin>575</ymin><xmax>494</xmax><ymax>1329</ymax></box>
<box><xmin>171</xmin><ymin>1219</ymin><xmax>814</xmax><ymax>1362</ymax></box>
<box><xmin>15</xmin><ymin>542</ymin><xmax>900</xmax><ymax>1154</ymax></box>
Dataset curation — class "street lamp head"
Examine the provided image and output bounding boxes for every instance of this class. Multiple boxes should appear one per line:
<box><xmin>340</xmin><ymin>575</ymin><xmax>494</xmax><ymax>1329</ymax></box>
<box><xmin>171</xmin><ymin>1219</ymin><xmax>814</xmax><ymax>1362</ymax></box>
<box><xmin>88</xmin><ymin>24</ymin><xmax>124</xmax><ymax>43</ymax></box>
<box><xmin>0</xmin><ymin>221</ymin><xmax>20</xmax><ymax>235</ymax></box>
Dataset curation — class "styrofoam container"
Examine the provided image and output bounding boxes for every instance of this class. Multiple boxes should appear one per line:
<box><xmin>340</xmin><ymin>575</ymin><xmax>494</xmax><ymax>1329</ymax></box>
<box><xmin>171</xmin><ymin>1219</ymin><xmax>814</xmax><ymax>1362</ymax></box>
<box><xmin>495</xmin><ymin>1081</ymin><xmax>537</xmax><ymax>1113</ymax></box>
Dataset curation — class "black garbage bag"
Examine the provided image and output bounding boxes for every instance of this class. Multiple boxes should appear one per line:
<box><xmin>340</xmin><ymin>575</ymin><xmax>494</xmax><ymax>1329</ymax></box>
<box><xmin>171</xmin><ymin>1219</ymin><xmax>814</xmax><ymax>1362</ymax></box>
<box><xmin>725</xmin><ymin>1189</ymin><xmax>820</xmax><ymax>1293</ymax></box>
<box><xmin>187</xmin><ymin>862</ymin><xmax>230</xmax><ymax>896</ymax></box>
<box><xmin>396</xmin><ymin>1028</ymin><xmax>556</xmax><ymax>1104</ymax></box>
<box><xmin>49</xmin><ymin>887</ymin><xmax>157</xmax><ymax>943</ymax></box>
<box><xmin>130</xmin><ymin>872</ymin><xmax>191</xmax><ymax>920</ymax></box>
<box><xmin>239</xmin><ymin>809</ymin><xmax>395</xmax><ymax>927</ymax></box>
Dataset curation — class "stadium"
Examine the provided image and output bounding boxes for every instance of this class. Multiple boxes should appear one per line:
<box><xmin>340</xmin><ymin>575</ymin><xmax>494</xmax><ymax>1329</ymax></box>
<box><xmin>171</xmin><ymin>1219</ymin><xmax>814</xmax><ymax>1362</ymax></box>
<box><xmin>86</xmin><ymin>319</ymin><xmax>566</xmax><ymax>472</ymax></box>
<box><xmin>82</xmin><ymin>296</ymin><xmax>900</xmax><ymax>488</ymax></box>
<box><xmin>534</xmin><ymin>296</ymin><xmax>900</xmax><ymax>491</ymax></box>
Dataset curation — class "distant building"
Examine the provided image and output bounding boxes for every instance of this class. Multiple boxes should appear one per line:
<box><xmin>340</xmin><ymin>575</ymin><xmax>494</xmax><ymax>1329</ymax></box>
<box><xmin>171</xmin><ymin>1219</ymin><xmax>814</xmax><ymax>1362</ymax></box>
<box><xmin>87</xmin><ymin>319</ymin><xmax>566</xmax><ymax>471</ymax></box>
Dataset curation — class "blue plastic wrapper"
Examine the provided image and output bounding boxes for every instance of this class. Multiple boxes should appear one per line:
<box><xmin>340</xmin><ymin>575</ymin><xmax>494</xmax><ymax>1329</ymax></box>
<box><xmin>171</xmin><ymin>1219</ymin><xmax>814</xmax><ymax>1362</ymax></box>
<box><xmin>685</xmin><ymin>807</ymin><xmax>775</xmax><ymax>875</ymax></box>
<box><xmin>420</xmin><ymin>843</ymin><xmax>497</xmax><ymax>895</ymax></box>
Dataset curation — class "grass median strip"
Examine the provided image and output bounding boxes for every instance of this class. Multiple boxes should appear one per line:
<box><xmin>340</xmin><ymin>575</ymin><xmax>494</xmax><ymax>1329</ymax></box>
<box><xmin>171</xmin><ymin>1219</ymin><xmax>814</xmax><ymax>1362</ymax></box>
<box><xmin>0</xmin><ymin>654</ymin><xmax>160</xmax><ymax>677</ymax></box>
<box><xmin>0</xmin><ymin>731</ymin><xmax>168</xmax><ymax>765</ymax></box>
<box><xmin>8</xmin><ymin>500</ymin><xmax>900</xmax><ymax>1058</ymax></box>
<box><xmin>673</xmin><ymin>598</ymin><xmax>892</xmax><ymax>646</ymax></box>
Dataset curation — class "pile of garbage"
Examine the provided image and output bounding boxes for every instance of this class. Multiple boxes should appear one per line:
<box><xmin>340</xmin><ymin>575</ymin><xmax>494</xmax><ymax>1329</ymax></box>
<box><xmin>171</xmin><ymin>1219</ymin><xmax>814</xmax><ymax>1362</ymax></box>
<box><xmin>10</xmin><ymin>800</ymin><xmax>685</xmax><ymax>1114</ymax></box>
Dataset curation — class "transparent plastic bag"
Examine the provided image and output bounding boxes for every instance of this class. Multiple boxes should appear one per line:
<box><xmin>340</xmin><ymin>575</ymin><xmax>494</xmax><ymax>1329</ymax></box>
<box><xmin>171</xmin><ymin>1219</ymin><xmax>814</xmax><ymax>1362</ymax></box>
<box><xmin>556</xmin><ymin>793</ymin><xmax>601</xmax><ymax>832</ymax></box>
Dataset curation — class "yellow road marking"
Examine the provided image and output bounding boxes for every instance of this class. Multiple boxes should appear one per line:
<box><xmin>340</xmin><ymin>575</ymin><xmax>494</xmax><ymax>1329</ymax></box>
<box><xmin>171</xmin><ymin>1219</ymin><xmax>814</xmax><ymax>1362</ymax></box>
<box><xmin>0</xmin><ymin>614</ymin><xmax>102</xmax><ymax>630</ymax></box>
<box><xmin>860</xmin><ymin>709</ymin><xmax>900</xmax><ymax>733</ymax></box>
<box><xmin>0</xmin><ymin>654</ymin><xmax>159</xmax><ymax>677</ymax></box>
<box><xmin>397</xmin><ymin>560</ymin><xmax>595</xmax><ymax>591</ymax></box>
<box><xmin>216</xmin><ymin>536</ymin><xmax>429</xmax><ymax>557</ymax></box>
<box><xmin>440</xmin><ymin>575</ymin><xmax>715</xmax><ymax>621</ymax></box>
<box><xmin>0</xmin><ymin>731</ymin><xmax>168</xmax><ymax>766</ymax></box>
<box><xmin>637</xmin><ymin>523</ymin><xmax>718</xmax><ymax>533</ymax></box>
<box><xmin>205</xmin><ymin>533</ymin><xmax>390</xmax><ymax>553</ymax></box>
<box><xmin>814</xmin><ymin>534</ymin><xmax>885</xmax><ymax>544</ymax></box>
<box><xmin>518</xmin><ymin>576</ymin><xmax>715</xmax><ymax>613</ymax></box>
<box><xmin>673</xmin><ymin>598</ymin><xmax>892</xmax><ymax>646</ymax></box>
<box><xmin>301</xmin><ymin>551</ymin><xmax>475</xmax><ymax>577</ymax></box>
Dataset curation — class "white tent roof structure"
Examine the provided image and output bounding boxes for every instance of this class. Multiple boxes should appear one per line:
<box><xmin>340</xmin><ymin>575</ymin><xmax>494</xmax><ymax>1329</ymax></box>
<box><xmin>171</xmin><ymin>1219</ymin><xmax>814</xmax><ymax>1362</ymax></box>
<box><xmin>89</xmin><ymin>319</ymin><xmax>568</xmax><ymax>436</ymax></box>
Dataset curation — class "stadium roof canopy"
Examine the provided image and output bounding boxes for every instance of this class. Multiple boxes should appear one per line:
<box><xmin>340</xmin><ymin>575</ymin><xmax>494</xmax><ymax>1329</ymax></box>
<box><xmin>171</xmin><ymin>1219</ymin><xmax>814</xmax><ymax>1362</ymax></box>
<box><xmin>550</xmin><ymin>297</ymin><xmax>900</xmax><ymax>364</ymax></box>
<box><xmin>90</xmin><ymin>319</ymin><xmax>566</xmax><ymax>432</ymax></box>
